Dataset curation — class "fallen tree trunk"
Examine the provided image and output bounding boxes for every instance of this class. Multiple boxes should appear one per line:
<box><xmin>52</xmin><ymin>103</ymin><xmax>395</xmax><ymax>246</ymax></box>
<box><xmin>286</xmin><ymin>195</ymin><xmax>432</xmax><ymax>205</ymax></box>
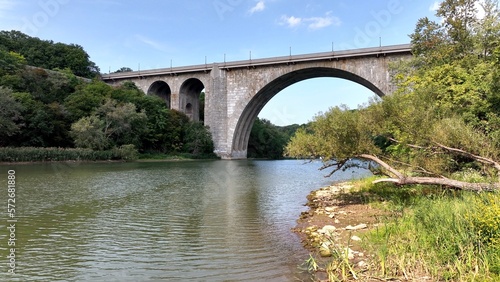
<box><xmin>357</xmin><ymin>154</ymin><xmax>499</xmax><ymax>192</ymax></box>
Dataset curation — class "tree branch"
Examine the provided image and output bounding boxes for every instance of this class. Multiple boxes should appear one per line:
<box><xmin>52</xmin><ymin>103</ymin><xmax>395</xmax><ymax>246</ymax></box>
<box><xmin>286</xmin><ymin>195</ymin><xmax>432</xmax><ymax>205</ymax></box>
<box><xmin>433</xmin><ymin>142</ymin><xmax>500</xmax><ymax>180</ymax></box>
<box><xmin>357</xmin><ymin>154</ymin><xmax>405</xmax><ymax>179</ymax></box>
<box><xmin>319</xmin><ymin>158</ymin><xmax>349</xmax><ymax>178</ymax></box>
<box><xmin>356</xmin><ymin>154</ymin><xmax>499</xmax><ymax>192</ymax></box>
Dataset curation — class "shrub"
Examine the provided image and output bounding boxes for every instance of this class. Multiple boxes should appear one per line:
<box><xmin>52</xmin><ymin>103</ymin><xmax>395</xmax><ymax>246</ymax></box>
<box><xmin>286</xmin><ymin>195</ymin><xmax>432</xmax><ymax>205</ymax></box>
<box><xmin>467</xmin><ymin>193</ymin><xmax>500</xmax><ymax>248</ymax></box>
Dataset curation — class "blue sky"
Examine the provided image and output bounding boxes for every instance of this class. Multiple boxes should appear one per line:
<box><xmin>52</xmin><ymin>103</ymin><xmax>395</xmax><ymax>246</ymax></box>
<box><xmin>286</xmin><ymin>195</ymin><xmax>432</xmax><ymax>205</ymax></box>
<box><xmin>1</xmin><ymin>0</ymin><xmax>442</xmax><ymax>125</ymax></box>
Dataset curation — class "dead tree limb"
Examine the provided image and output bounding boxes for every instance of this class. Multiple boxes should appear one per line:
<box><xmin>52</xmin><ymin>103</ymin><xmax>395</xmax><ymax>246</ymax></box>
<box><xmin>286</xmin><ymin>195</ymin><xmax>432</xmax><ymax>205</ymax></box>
<box><xmin>355</xmin><ymin>154</ymin><xmax>499</xmax><ymax>192</ymax></box>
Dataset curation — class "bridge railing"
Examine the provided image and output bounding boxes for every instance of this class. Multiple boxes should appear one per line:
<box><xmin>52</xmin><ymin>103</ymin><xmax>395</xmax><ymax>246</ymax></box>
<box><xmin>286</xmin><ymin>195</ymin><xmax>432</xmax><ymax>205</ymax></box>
<box><xmin>101</xmin><ymin>43</ymin><xmax>411</xmax><ymax>80</ymax></box>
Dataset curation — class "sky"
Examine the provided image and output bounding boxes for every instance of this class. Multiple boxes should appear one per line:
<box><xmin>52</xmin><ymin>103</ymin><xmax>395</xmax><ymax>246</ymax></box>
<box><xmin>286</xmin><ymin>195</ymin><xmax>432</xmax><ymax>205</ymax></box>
<box><xmin>1</xmin><ymin>0</ymin><xmax>444</xmax><ymax>125</ymax></box>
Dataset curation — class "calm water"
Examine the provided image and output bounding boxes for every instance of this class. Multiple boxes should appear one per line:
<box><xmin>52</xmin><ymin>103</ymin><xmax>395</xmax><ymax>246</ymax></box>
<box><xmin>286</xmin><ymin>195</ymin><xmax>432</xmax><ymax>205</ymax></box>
<box><xmin>0</xmin><ymin>160</ymin><xmax>370</xmax><ymax>281</ymax></box>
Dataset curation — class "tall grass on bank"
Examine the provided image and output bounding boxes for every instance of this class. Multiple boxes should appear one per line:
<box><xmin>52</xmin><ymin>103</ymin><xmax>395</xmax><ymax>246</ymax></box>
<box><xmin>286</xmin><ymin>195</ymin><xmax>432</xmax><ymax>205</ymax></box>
<box><xmin>361</xmin><ymin>181</ymin><xmax>500</xmax><ymax>281</ymax></box>
<box><xmin>0</xmin><ymin>145</ymin><xmax>139</xmax><ymax>162</ymax></box>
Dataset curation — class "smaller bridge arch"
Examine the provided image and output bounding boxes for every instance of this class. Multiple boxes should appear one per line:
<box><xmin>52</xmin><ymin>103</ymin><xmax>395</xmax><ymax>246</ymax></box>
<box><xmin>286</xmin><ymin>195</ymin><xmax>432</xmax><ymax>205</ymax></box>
<box><xmin>148</xmin><ymin>81</ymin><xmax>172</xmax><ymax>108</ymax></box>
<box><xmin>231</xmin><ymin>67</ymin><xmax>386</xmax><ymax>158</ymax></box>
<box><xmin>180</xmin><ymin>78</ymin><xmax>205</xmax><ymax>121</ymax></box>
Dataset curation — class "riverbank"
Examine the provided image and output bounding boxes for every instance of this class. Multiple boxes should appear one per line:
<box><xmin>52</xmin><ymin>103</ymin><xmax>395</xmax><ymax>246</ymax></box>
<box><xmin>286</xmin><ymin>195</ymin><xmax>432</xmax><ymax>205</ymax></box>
<box><xmin>293</xmin><ymin>178</ymin><xmax>500</xmax><ymax>281</ymax></box>
<box><xmin>293</xmin><ymin>180</ymin><xmax>386</xmax><ymax>281</ymax></box>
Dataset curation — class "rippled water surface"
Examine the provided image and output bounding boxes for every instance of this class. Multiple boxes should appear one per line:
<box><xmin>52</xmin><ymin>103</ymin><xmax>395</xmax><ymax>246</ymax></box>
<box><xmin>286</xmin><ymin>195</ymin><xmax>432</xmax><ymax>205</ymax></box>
<box><xmin>0</xmin><ymin>160</ymin><xmax>370</xmax><ymax>281</ymax></box>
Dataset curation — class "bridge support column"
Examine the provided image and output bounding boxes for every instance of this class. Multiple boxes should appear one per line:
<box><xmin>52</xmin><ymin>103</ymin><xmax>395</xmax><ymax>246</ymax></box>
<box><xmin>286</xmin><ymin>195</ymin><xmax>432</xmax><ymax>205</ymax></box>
<box><xmin>205</xmin><ymin>64</ymin><xmax>232</xmax><ymax>159</ymax></box>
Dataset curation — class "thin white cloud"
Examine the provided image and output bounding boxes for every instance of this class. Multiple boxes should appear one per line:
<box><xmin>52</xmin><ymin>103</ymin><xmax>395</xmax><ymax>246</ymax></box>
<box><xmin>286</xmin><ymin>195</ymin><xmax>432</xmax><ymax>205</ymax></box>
<box><xmin>280</xmin><ymin>15</ymin><xmax>302</xmax><ymax>28</ymax></box>
<box><xmin>280</xmin><ymin>13</ymin><xmax>340</xmax><ymax>30</ymax></box>
<box><xmin>307</xmin><ymin>16</ymin><xmax>341</xmax><ymax>30</ymax></box>
<box><xmin>134</xmin><ymin>35</ymin><xmax>171</xmax><ymax>53</ymax></box>
<box><xmin>249</xmin><ymin>1</ymin><xmax>265</xmax><ymax>14</ymax></box>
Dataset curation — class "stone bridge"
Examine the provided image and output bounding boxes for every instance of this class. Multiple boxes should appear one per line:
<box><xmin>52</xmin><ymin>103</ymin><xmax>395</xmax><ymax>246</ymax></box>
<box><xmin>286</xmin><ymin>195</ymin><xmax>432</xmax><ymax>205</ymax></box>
<box><xmin>102</xmin><ymin>44</ymin><xmax>412</xmax><ymax>159</ymax></box>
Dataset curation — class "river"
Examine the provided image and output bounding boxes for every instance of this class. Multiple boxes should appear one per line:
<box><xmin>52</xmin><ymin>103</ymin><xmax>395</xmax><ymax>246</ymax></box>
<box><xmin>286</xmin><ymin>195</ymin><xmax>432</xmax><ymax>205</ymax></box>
<box><xmin>0</xmin><ymin>160</ymin><xmax>370</xmax><ymax>281</ymax></box>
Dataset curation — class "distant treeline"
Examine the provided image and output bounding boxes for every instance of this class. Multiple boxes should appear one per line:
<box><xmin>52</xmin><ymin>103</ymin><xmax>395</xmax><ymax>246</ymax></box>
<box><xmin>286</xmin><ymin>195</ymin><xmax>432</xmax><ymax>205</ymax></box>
<box><xmin>248</xmin><ymin>118</ymin><xmax>303</xmax><ymax>159</ymax></box>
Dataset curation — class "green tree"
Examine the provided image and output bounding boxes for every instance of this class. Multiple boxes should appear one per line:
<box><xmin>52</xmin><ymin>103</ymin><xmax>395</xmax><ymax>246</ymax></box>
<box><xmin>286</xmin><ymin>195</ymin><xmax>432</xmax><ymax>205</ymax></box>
<box><xmin>0</xmin><ymin>87</ymin><xmax>23</xmax><ymax>146</ymax></box>
<box><xmin>64</xmin><ymin>80</ymin><xmax>111</xmax><ymax>121</ymax></box>
<box><xmin>0</xmin><ymin>50</ymin><xmax>26</xmax><ymax>76</ymax></box>
<box><xmin>0</xmin><ymin>31</ymin><xmax>99</xmax><ymax>78</ymax></box>
<box><xmin>183</xmin><ymin>122</ymin><xmax>214</xmax><ymax>157</ymax></box>
<box><xmin>248</xmin><ymin>118</ymin><xmax>289</xmax><ymax>159</ymax></box>
<box><xmin>286</xmin><ymin>0</ymin><xmax>500</xmax><ymax>191</ymax></box>
<box><xmin>114</xmin><ymin>67</ymin><xmax>133</xmax><ymax>73</ymax></box>
<box><xmin>70</xmin><ymin>115</ymin><xmax>109</xmax><ymax>150</ymax></box>
<box><xmin>71</xmin><ymin>99</ymin><xmax>147</xmax><ymax>150</ymax></box>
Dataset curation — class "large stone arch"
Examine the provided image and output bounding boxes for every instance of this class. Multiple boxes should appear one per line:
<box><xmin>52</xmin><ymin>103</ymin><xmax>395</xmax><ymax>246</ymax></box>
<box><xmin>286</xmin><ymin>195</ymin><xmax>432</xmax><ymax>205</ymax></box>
<box><xmin>179</xmin><ymin>78</ymin><xmax>205</xmax><ymax>121</ymax></box>
<box><xmin>230</xmin><ymin>67</ymin><xmax>385</xmax><ymax>159</ymax></box>
<box><xmin>148</xmin><ymin>81</ymin><xmax>171</xmax><ymax>108</ymax></box>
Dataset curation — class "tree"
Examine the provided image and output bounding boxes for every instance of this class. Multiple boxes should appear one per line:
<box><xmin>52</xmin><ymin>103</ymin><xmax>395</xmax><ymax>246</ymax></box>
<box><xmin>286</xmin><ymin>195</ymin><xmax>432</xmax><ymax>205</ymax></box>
<box><xmin>183</xmin><ymin>122</ymin><xmax>214</xmax><ymax>157</ymax></box>
<box><xmin>70</xmin><ymin>115</ymin><xmax>109</xmax><ymax>150</ymax></box>
<box><xmin>0</xmin><ymin>87</ymin><xmax>23</xmax><ymax>146</ymax></box>
<box><xmin>70</xmin><ymin>99</ymin><xmax>147</xmax><ymax>150</ymax></box>
<box><xmin>64</xmin><ymin>80</ymin><xmax>111</xmax><ymax>121</ymax></box>
<box><xmin>114</xmin><ymin>67</ymin><xmax>133</xmax><ymax>73</ymax></box>
<box><xmin>247</xmin><ymin>118</ymin><xmax>291</xmax><ymax>159</ymax></box>
<box><xmin>0</xmin><ymin>31</ymin><xmax>99</xmax><ymax>78</ymax></box>
<box><xmin>286</xmin><ymin>0</ymin><xmax>500</xmax><ymax>191</ymax></box>
<box><xmin>285</xmin><ymin>99</ymin><xmax>500</xmax><ymax>191</ymax></box>
<box><xmin>0</xmin><ymin>50</ymin><xmax>26</xmax><ymax>76</ymax></box>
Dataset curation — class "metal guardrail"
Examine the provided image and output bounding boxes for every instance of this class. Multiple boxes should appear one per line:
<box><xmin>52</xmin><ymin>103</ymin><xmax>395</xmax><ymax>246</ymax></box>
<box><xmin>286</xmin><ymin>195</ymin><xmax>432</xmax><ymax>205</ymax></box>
<box><xmin>102</xmin><ymin>44</ymin><xmax>412</xmax><ymax>80</ymax></box>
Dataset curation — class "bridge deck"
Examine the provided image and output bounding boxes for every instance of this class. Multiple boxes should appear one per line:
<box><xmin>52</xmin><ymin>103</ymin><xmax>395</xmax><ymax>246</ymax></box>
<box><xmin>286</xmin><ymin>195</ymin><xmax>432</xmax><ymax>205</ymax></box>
<box><xmin>102</xmin><ymin>43</ymin><xmax>411</xmax><ymax>80</ymax></box>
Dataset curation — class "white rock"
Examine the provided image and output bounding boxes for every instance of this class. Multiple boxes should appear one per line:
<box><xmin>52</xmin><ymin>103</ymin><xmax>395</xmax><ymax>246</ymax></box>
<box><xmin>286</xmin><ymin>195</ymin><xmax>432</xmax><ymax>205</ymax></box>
<box><xmin>345</xmin><ymin>224</ymin><xmax>368</xmax><ymax>230</ymax></box>
<box><xmin>351</xmin><ymin>235</ymin><xmax>362</xmax><ymax>242</ymax></box>
<box><xmin>325</xmin><ymin>207</ymin><xmax>337</xmax><ymax>212</ymax></box>
<box><xmin>319</xmin><ymin>225</ymin><xmax>337</xmax><ymax>234</ymax></box>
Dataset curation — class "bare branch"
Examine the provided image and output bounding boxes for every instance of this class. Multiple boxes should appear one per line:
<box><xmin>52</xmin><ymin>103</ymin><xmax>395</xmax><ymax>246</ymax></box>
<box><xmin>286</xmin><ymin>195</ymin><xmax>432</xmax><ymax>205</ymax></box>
<box><xmin>319</xmin><ymin>158</ymin><xmax>349</xmax><ymax>177</ymax></box>
<box><xmin>434</xmin><ymin>142</ymin><xmax>500</xmax><ymax>181</ymax></box>
<box><xmin>357</xmin><ymin>154</ymin><xmax>405</xmax><ymax>179</ymax></box>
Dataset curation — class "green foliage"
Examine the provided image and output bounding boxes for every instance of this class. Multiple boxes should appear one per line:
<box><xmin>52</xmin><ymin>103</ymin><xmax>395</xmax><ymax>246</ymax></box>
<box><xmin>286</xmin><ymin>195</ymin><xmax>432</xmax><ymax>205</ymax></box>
<box><xmin>183</xmin><ymin>122</ymin><xmax>215</xmax><ymax>157</ymax></box>
<box><xmin>0</xmin><ymin>32</ymin><xmax>214</xmax><ymax>160</ymax></box>
<box><xmin>0</xmin><ymin>50</ymin><xmax>26</xmax><ymax>76</ymax></box>
<box><xmin>466</xmin><ymin>192</ymin><xmax>500</xmax><ymax>247</ymax></box>
<box><xmin>112</xmin><ymin>144</ymin><xmax>139</xmax><ymax>161</ymax></box>
<box><xmin>0</xmin><ymin>146</ymin><xmax>138</xmax><ymax>162</ymax></box>
<box><xmin>70</xmin><ymin>115</ymin><xmax>109</xmax><ymax>150</ymax></box>
<box><xmin>287</xmin><ymin>0</ymin><xmax>500</xmax><ymax>181</ymax></box>
<box><xmin>286</xmin><ymin>106</ymin><xmax>379</xmax><ymax>161</ymax></box>
<box><xmin>248</xmin><ymin>118</ymin><xmax>290</xmax><ymax>159</ymax></box>
<box><xmin>71</xmin><ymin>99</ymin><xmax>147</xmax><ymax>150</ymax></box>
<box><xmin>363</xmin><ymin>183</ymin><xmax>500</xmax><ymax>280</ymax></box>
<box><xmin>0</xmin><ymin>87</ymin><xmax>23</xmax><ymax>145</ymax></box>
<box><xmin>64</xmin><ymin>80</ymin><xmax>112</xmax><ymax>121</ymax></box>
<box><xmin>0</xmin><ymin>30</ymin><xmax>99</xmax><ymax>78</ymax></box>
<box><xmin>114</xmin><ymin>67</ymin><xmax>133</xmax><ymax>73</ymax></box>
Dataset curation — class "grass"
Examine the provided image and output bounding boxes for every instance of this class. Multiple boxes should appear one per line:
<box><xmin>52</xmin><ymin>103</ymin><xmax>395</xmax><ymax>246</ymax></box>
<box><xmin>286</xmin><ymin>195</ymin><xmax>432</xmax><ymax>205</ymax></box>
<box><xmin>302</xmin><ymin>176</ymin><xmax>500</xmax><ymax>281</ymax></box>
<box><xmin>0</xmin><ymin>145</ymin><xmax>139</xmax><ymax>162</ymax></box>
<box><xmin>356</xmin><ymin>179</ymin><xmax>500</xmax><ymax>281</ymax></box>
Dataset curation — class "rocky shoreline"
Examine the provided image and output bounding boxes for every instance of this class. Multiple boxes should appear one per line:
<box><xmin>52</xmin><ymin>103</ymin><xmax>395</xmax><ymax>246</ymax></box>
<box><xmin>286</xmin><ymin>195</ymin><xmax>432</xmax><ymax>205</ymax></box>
<box><xmin>292</xmin><ymin>181</ymin><xmax>387</xmax><ymax>281</ymax></box>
